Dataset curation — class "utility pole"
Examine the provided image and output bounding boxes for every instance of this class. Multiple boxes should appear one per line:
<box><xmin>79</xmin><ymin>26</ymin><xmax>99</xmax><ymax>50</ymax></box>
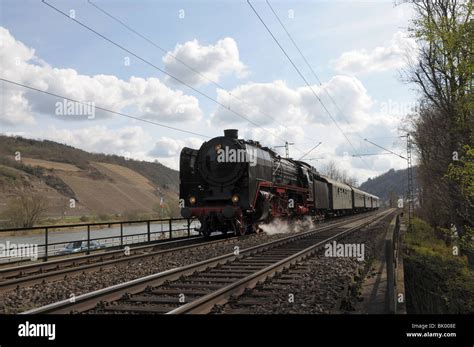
<box><xmin>274</xmin><ymin>141</ymin><xmax>294</xmax><ymax>159</ymax></box>
<box><xmin>405</xmin><ymin>134</ymin><xmax>414</xmax><ymax>226</ymax></box>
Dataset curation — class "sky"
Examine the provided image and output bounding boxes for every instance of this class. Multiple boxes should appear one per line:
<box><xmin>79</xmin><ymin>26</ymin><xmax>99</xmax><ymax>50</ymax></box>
<box><xmin>0</xmin><ymin>0</ymin><xmax>420</xmax><ymax>183</ymax></box>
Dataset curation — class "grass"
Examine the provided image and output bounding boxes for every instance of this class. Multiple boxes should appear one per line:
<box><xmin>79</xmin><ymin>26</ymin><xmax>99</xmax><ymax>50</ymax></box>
<box><xmin>404</xmin><ymin>218</ymin><xmax>457</xmax><ymax>258</ymax></box>
<box><xmin>403</xmin><ymin>217</ymin><xmax>474</xmax><ymax>313</ymax></box>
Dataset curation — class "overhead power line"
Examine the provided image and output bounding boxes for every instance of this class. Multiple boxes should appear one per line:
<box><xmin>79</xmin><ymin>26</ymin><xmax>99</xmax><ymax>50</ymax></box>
<box><xmin>363</xmin><ymin>138</ymin><xmax>407</xmax><ymax>160</ymax></box>
<box><xmin>351</xmin><ymin>153</ymin><xmax>394</xmax><ymax>157</ymax></box>
<box><xmin>297</xmin><ymin>141</ymin><xmax>322</xmax><ymax>161</ymax></box>
<box><xmin>0</xmin><ymin>78</ymin><xmax>211</xmax><ymax>138</ymax></box>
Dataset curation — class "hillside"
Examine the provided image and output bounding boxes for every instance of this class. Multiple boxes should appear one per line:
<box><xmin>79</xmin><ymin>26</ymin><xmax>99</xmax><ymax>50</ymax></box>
<box><xmin>0</xmin><ymin>135</ymin><xmax>180</xmax><ymax>222</ymax></box>
<box><xmin>359</xmin><ymin>167</ymin><xmax>419</xmax><ymax>204</ymax></box>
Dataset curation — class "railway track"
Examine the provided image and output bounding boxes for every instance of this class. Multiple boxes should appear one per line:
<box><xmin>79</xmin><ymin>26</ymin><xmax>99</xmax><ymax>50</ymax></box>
<box><xmin>23</xmin><ymin>209</ymin><xmax>393</xmax><ymax>314</ymax></box>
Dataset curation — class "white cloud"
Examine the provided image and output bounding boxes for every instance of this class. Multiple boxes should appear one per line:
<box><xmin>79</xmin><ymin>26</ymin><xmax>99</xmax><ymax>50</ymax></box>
<box><xmin>10</xmin><ymin>125</ymin><xmax>206</xmax><ymax>171</ymax></box>
<box><xmin>331</xmin><ymin>31</ymin><xmax>418</xmax><ymax>75</ymax></box>
<box><xmin>0</xmin><ymin>88</ymin><xmax>35</xmax><ymax>125</ymax></box>
<box><xmin>163</xmin><ymin>37</ymin><xmax>249</xmax><ymax>87</ymax></box>
<box><xmin>211</xmin><ymin>76</ymin><xmax>373</xmax><ymax>126</ymax></box>
<box><xmin>148</xmin><ymin>137</ymin><xmax>204</xmax><ymax>170</ymax></box>
<box><xmin>149</xmin><ymin>137</ymin><xmax>203</xmax><ymax>158</ymax></box>
<box><xmin>38</xmin><ymin>125</ymin><xmax>153</xmax><ymax>160</ymax></box>
<box><xmin>0</xmin><ymin>27</ymin><xmax>203</xmax><ymax>126</ymax></box>
<box><xmin>240</xmin><ymin>125</ymin><xmax>306</xmax><ymax>149</ymax></box>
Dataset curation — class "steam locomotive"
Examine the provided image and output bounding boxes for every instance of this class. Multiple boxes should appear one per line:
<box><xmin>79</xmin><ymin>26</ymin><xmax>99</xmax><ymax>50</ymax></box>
<box><xmin>180</xmin><ymin>129</ymin><xmax>379</xmax><ymax>236</ymax></box>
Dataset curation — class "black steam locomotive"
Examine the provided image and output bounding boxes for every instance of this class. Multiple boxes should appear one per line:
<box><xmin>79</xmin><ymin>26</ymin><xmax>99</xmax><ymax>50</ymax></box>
<box><xmin>180</xmin><ymin>129</ymin><xmax>379</xmax><ymax>236</ymax></box>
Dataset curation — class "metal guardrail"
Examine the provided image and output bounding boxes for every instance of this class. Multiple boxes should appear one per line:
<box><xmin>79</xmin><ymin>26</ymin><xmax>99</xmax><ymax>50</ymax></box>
<box><xmin>385</xmin><ymin>213</ymin><xmax>406</xmax><ymax>314</ymax></box>
<box><xmin>0</xmin><ymin>218</ymin><xmax>201</xmax><ymax>263</ymax></box>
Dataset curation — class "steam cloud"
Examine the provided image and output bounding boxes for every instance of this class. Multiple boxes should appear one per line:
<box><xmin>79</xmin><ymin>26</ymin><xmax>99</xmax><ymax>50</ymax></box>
<box><xmin>260</xmin><ymin>217</ymin><xmax>316</xmax><ymax>235</ymax></box>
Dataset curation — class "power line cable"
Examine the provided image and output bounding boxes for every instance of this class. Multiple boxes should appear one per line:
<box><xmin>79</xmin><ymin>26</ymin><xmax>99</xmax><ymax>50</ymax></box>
<box><xmin>297</xmin><ymin>141</ymin><xmax>322</xmax><ymax>161</ymax></box>
<box><xmin>364</xmin><ymin>138</ymin><xmax>407</xmax><ymax>160</ymax></box>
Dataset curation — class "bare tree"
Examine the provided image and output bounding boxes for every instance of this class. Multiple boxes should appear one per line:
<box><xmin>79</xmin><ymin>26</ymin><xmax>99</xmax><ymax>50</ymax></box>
<box><xmin>321</xmin><ymin>160</ymin><xmax>359</xmax><ymax>186</ymax></box>
<box><xmin>2</xmin><ymin>184</ymin><xmax>49</xmax><ymax>228</ymax></box>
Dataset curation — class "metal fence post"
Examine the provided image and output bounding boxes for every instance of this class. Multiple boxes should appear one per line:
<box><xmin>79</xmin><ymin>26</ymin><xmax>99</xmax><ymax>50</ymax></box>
<box><xmin>169</xmin><ymin>219</ymin><xmax>172</xmax><ymax>239</ymax></box>
<box><xmin>147</xmin><ymin>221</ymin><xmax>151</xmax><ymax>243</ymax></box>
<box><xmin>87</xmin><ymin>225</ymin><xmax>90</xmax><ymax>255</ymax></box>
<box><xmin>120</xmin><ymin>223</ymin><xmax>123</xmax><ymax>247</ymax></box>
<box><xmin>44</xmin><ymin>227</ymin><xmax>48</xmax><ymax>262</ymax></box>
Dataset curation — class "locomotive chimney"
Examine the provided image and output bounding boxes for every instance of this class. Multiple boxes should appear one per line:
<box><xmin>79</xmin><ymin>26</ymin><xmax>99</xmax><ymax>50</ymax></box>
<box><xmin>224</xmin><ymin>129</ymin><xmax>238</xmax><ymax>139</ymax></box>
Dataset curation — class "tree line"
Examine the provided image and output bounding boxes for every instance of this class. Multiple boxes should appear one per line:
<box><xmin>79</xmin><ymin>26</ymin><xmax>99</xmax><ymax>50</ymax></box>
<box><xmin>404</xmin><ymin>0</ymin><xmax>473</xmax><ymax>250</ymax></box>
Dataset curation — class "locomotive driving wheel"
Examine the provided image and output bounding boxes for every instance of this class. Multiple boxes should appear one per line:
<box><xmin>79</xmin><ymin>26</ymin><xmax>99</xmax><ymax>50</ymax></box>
<box><xmin>199</xmin><ymin>220</ymin><xmax>212</xmax><ymax>237</ymax></box>
<box><xmin>232</xmin><ymin>220</ymin><xmax>260</xmax><ymax>236</ymax></box>
<box><xmin>232</xmin><ymin>219</ymin><xmax>246</xmax><ymax>236</ymax></box>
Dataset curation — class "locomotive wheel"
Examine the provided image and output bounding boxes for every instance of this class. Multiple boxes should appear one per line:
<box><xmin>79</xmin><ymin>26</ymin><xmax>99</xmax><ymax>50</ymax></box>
<box><xmin>199</xmin><ymin>220</ymin><xmax>212</xmax><ymax>237</ymax></box>
<box><xmin>232</xmin><ymin>220</ymin><xmax>246</xmax><ymax>236</ymax></box>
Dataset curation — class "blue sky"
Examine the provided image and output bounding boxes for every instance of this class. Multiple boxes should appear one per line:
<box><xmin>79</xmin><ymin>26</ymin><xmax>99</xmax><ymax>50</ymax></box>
<box><xmin>0</xmin><ymin>0</ymin><xmax>419</xmax><ymax>182</ymax></box>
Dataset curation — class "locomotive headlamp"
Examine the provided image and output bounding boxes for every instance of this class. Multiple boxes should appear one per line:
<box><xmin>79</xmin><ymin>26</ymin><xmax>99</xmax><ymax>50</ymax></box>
<box><xmin>189</xmin><ymin>196</ymin><xmax>197</xmax><ymax>205</ymax></box>
<box><xmin>231</xmin><ymin>194</ymin><xmax>239</xmax><ymax>203</ymax></box>
<box><xmin>215</xmin><ymin>144</ymin><xmax>222</xmax><ymax>152</ymax></box>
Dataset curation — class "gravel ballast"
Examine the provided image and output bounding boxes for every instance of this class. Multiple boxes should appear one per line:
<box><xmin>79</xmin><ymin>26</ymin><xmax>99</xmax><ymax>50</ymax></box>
<box><xmin>216</xmin><ymin>213</ymin><xmax>393</xmax><ymax>314</ymax></box>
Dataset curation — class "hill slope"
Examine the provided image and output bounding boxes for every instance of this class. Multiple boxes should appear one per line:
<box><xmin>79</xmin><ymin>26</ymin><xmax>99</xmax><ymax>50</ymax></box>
<box><xmin>0</xmin><ymin>135</ymin><xmax>179</xmax><ymax>220</ymax></box>
<box><xmin>359</xmin><ymin>167</ymin><xmax>419</xmax><ymax>204</ymax></box>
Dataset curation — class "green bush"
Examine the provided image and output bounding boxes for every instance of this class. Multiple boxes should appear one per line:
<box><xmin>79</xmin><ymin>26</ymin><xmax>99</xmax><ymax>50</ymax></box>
<box><xmin>97</xmin><ymin>213</ymin><xmax>110</xmax><ymax>222</ymax></box>
<box><xmin>79</xmin><ymin>215</ymin><xmax>89</xmax><ymax>223</ymax></box>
